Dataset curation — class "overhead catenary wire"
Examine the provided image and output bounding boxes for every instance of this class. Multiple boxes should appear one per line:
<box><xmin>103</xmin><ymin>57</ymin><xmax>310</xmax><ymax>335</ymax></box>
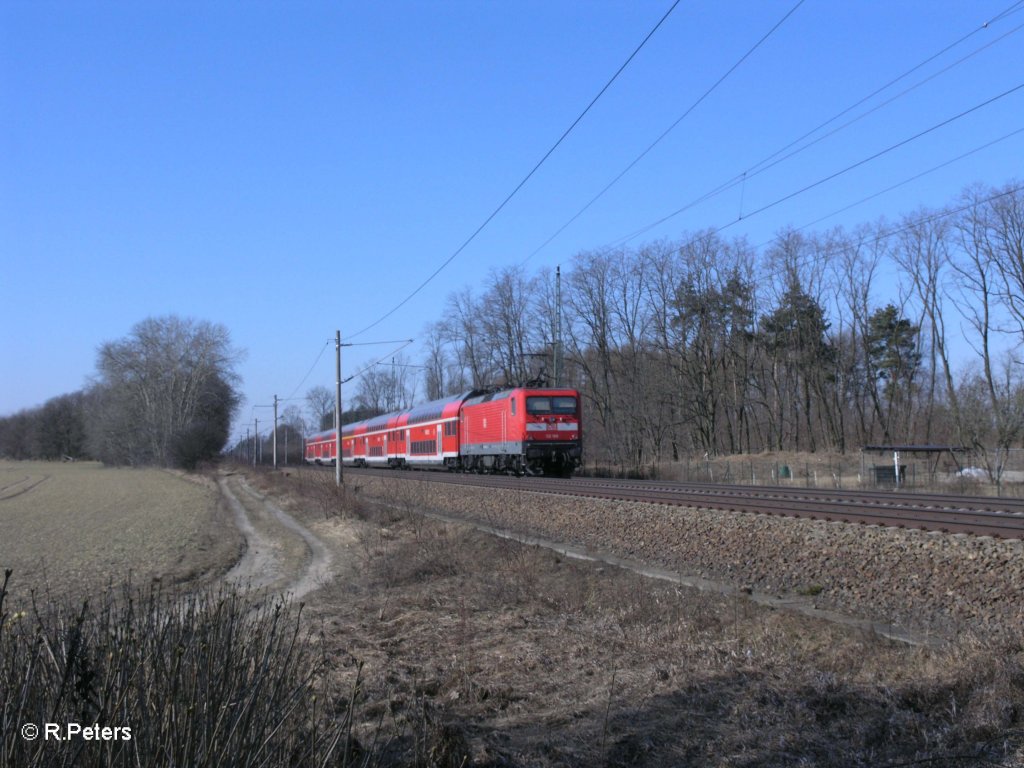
<box><xmin>525</xmin><ymin>0</ymin><xmax>1024</xmax><ymax>266</ymax></box>
<box><xmin>758</xmin><ymin>181</ymin><xmax>1024</xmax><ymax>292</ymax></box>
<box><xmin>770</xmin><ymin>125</ymin><xmax>1024</xmax><ymax>243</ymax></box>
<box><xmin>738</xmin><ymin>0</ymin><xmax>1024</xmax><ymax>183</ymax></box>
<box><xmin>611</xmin><ymin>81</ymin><xmax>1024</xmax><ymax>247</ymax></box>
<box><xmin>864</xmin><ymin>182</ymin><xmax>1024</xmax><ymax>250</ymax></box>
<box><xmin>285</xmin><ymin>339</ymin><xmax>332</xmax><ymax>403</ymax></box>
<box><xmin>346</xmin><ymin>0</ymin><xmax>682</xmax><ymax>341</ymax></box>
<box><xmin>692</xmin><ymin>16</ymin><xmax>1024</xmax><ymax>221</ymax></box>
<box><xmin>520</xmin><ymin>0</ymin><xmax>808</xmax><ymax>267</ymax></box>
<box><xmin>283</xmin><ymin>338</ymin><xmax>411</xmax><ymax>406</ymax></box>
<box><xmin>253</xmin><ymin>4</ymin><xmax>1022</xmax><ymax>428</ymax></box>
<box><xmin>342</xmin><ymin>340</ymin><xmax>416</xmax><ymax>386</ymax></box>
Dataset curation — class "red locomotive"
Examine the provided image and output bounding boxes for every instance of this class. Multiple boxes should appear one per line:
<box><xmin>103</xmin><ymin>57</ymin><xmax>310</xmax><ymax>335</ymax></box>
<box><xmin>304</xmin><ymin>386</ymin><xmax>581</xmax><ymax>476</ymax></box>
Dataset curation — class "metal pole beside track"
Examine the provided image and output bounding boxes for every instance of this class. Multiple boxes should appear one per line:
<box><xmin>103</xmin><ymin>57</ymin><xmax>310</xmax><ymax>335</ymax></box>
<box><xmin>555</xmin><ymin>265</ymin><xmax>562</xmax><ymax>388</ymax></box>
<box><xmin>336</xmin><ymin>330</ymin><xmax>343</xmax><ymax>487</ymax></box>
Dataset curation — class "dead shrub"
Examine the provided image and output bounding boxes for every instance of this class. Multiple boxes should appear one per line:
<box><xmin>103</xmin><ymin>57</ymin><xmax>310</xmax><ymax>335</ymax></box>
<box><xmin>0</xmin><ymin>570</ymin><xmax>358</xmax><ymax>768</ymax></box>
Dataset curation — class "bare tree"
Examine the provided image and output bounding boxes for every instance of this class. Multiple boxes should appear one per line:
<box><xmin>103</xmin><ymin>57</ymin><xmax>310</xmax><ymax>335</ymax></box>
<box><xmin>891</xmin><ymin>210</ymin><xmax>961</xmax><ymax>445</ymax></box>
<box><xmin>642</xmin><ymin>240</ymin><xmax>689</xmax><ymax>460</ymax></box>
<box><xmin>477</xmin><ymin>266</ymin><xmax>539</xmax><ymax>386</ymax></box>
<box><xmin>422</xmin><ymin>322</ymin><xmax>451</xmax><ymax>400</ymax></box>
<box><xmin>0</xmin><ymin>392</ymin><xmax>89</xmax><ymax>460</ymax></box>
<box><xmin>441</xmin><ymin>287</ymin><xmax>495</xmax><ymax>387</ymax></box>
<box><xmin>668</xmin><ymin>232</ymin><xmax>759</xmax><ymax>455</ymax></box>
<box><xmin>276</xmin><ymin>404</ymin><xmax>306</xmax><ymax>464</ymax></box>
<box><xmin>305</xmin><ymin>385</ymin><xmax>335</xmax><ymax>431</ymax></box>
<box><xmin>88</xmin><ymin>316</ymin><xmax>243</xmax><ymax>467</ymax></box>
<box><xmin>833</xmin><ymin>224</ymin><xmax>887</xmax><ymax>444</ymax></box>
<box><xmin>951</xmin><ymin>184</ymin><xmax>1024</xmax><ymax>474</ymax></box>
<box><xmin>985</xmin><ymin>182</ymin><xmax>1024</xmax><ymax>338</ymax></box>
<box><xmin>354</xmin><ymin>354</ymin><xmax>415</xmax><ymax>414</ymax></box>
<box><xmin>566</xmin><ymin>249</ymin><xmax>619</xmax><ymax>464</ymax></box>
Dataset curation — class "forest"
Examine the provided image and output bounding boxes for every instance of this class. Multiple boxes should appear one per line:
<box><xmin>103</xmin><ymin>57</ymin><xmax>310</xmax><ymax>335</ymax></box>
<box><xmin>6</xmin><ymin>182</ymin><xmax>1023</xmax><ymax>476</ymax></box>
<box><xmin>361</xmin><ymin>180</ymin><xmax>1024</xmax><ymax>473</ymax></box>
<box><xmin>0</xmin><ymin>316</ymin><xmax>242</xmax><ymax>469</ymax></box>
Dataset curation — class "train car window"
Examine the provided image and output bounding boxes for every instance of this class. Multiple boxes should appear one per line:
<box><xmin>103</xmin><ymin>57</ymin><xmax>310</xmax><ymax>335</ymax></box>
<box><xmin>511</xmin><ymin>397</ymin><xmax>516</xmax><ymax>416</ymax></box>
<box><xmin>527</xmin><ymin>396</ymin><xmax>577</xmax><ymax>415</ymax></box>
<box><xmin>552</xmin><ymin>396</ymin><xmax>577</xmax><ymax>413</ymax></box>
<box><xmin>527</xmin><ymin>397</ymin><xmax>550</xmax><ymax>414</ymax></box>
<box><xmin>527</xmin><ymin>397</ymin><xmax>548</xmax><ymax>414</ymax></box>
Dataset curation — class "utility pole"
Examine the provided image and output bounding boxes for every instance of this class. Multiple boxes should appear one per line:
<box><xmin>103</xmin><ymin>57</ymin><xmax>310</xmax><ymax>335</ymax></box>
<box><xmin>554</xmin><ymin>264</ymin><xmax>563</xmax><ymax>388</ymax></box>
<box><xmin>335</xmin><ymin>330</ymin><xmax>343</xmax><ymax>486</ymax></box>
<box><xmin>272</xmin><ymin>395</ymin><xmax>279</xmax><ymax>469</ymax></box>
<box><xmin>253</xmin><ymin>418</ymin><xmax>258</xmax><ymax>467</ymax></box>
<box><xmin>245</xmin><ymin>427</ymin><xmax>250</xmax><ymax>465</ymax></box>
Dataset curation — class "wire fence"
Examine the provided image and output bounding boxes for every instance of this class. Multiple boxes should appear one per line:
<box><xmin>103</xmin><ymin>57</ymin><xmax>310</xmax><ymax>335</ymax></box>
<box><xmin>586</xmin><ymin>448</ymin><xmax>1024</xmax><ymax>497</ymax></box>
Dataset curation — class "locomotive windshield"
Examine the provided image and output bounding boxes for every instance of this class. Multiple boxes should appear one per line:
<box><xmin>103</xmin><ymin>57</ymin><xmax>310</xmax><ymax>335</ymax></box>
<box><xmin>526</xmin><ymin>396</ymin><xmax>577</xmax><ymax>415</ymax></box>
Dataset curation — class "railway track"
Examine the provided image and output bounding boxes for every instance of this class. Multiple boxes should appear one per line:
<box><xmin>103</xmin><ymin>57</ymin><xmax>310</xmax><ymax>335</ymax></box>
<box><xmin>342</xmin><ymin>467</ymin><xmax>1024</xmax><ymax>539</ymax></box>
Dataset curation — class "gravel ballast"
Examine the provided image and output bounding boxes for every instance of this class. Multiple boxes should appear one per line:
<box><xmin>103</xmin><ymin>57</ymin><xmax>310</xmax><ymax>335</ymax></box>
<box><xmin>352</xmin><ymin>474</ymin><xmax>1024</xmax><ymax>640</ymax></box>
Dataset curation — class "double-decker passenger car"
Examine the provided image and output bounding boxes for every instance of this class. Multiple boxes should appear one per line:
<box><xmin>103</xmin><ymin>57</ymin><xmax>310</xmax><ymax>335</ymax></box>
<box><xmin>304</xmin><ymin>386</ymin><xmax>581</xmax><ymax>476</ymax></box>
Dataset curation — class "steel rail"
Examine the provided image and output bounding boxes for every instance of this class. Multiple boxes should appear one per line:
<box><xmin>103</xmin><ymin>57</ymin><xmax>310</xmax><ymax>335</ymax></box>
<box><xmin>564</xmin><ymin>477</ymin><xmax>1024</xmax><ymax>514</ymax></box>
<box><xmin>343</xmin><ymin>468</ymin><xmax>1024</xmax><ymax>539</ymax></box>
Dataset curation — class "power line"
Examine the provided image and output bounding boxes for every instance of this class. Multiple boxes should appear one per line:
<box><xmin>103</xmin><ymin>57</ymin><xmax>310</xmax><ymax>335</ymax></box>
<box><xmin>342</xmin><ymin>339</ymin><xmax>416</xmax><ymax>347</ymax></box>
<box><xmin>613</xmin><ymin>81</ymin><xmax>1024</xmax><ymax>246</ymax></box>
<box><xmin>730</xmin><ymin>84</ymin><xmax>1024</xmax><ymax>228</ymax></box>
<box><xmin>767</xmin><ymin>182</ymin><xmax>1024</xmax><ymax>287</ymax></box>
<box><xmin>341</xmin><ymin>340</ymin><xmax>416</xmax><ymax>385</ymax></box>
<box><xmin>346</xmin><ymin>0</ymin><xmax>682</xmax><ymax>341</ymax></box>
<box><xmin>771</xmin><ymin>125</ymin><xmax>1024</xmax><ymax>243</ymax></box>
<box><xmin>715</xmin><ymin>17</ymin><xmax>1024</xmax><ymax>210</ymax></box>
<box><xmin>520</xmin><ymin>0</ymin><xmax>808</xmax><ymax>267</ymax></box>
<box><xmin>866</xmin><ymin>183</ymin><xmax>1024</xmax><ymax>250</ymax></box>
<box><xmin>535</xmin><ymin>0</ymin><xmax>1024</xmax><ymax>263</ymax></box>
<box><xmin>285</xmin><ymin>340</ymin><xmax>332</xmax><ymax>402</ymax></box>
<box><xmin>738</xmin><ymin>0</ymin><xmax>1024</xmax><ymax>183</ymax></box>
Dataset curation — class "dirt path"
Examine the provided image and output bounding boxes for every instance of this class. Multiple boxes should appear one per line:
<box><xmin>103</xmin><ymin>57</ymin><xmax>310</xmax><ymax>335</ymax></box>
<box><xmin>217</xmin><ymin>473</ymin><xmax>333</xmax><ymax>600</ymax></box>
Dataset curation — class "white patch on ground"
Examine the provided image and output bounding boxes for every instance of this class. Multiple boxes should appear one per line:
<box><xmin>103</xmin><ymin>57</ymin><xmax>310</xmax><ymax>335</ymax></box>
<box><xmin>218</xmin><ymin>474</ymin><xmax>333</xmax><ymax>600</ymax></box>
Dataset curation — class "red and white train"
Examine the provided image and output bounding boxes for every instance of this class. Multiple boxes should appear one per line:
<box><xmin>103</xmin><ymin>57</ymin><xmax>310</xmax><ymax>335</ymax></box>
<box><xmin>304</xmin><ymin>386</ymin><xmax>581</xmax><ymax>476</ymax></box>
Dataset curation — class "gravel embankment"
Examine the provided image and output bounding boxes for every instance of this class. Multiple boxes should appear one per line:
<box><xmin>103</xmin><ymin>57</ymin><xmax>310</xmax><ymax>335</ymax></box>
<box><xmin>353</xmin><ymin>475</ymin><xmax>1024</xmax><ymax>639</ymax></box>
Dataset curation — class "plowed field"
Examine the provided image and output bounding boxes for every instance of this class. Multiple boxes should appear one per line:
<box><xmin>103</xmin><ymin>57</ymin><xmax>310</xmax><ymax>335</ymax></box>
<box><xmin>0</xmin><ymin>460</ymin><xmax>240</xmax><ymax>601</ymax></box>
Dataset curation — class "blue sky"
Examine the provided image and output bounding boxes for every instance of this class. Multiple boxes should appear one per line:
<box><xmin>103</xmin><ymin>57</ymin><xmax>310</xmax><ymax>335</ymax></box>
<box><xmin>3</xmin><ymin>1</ymin><xmax>1023</xmax><ymax>441</ymax></box>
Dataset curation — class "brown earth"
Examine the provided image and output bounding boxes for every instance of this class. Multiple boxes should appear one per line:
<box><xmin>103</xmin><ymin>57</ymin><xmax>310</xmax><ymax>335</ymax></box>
<box><xmin>346</xmin><ymin>472</ymin><xmax>1024</xmax><ymax>640</ymax></box>
<box><xmin>0</xmin><ymin>460</ymin><xmax>240</xmax><ymax>601</ymax></box>
<box><xmin>247</xmin><ymin>467</ymin><xmax>1024</xmax><ymax>767</ymax></box>
<box><xmin>216</xmin><ymin>471</ymin><xmax>333</xmax><ymax>598</ymax></box>
<box><xmin>4</xmin><ymin>460</ymin><xmax>1024</xmax><ymax>765</ymax></box>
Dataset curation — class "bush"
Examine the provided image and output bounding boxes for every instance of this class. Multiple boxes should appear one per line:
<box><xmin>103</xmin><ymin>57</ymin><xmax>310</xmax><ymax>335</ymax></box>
<box><xmin>0</xmin><ymin>571</ymin><xmax>355</xmax><ymax>767</ymax></box>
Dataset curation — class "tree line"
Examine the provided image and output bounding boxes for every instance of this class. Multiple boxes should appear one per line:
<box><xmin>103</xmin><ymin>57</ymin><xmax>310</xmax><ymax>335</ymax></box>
<box><xmin>0</xmin><ymin>316</ymin><xmax>242</xmax><ymax>469</ymax></box>
<box><xmin>415</xmin><ymin>181</ymin><xmax>1023</xmax><ymax>473</ymax></box>
<box><xmin>18</xmin><ymin>182</ymin><xmax>1011</xmax><ymax>476</ymax></box>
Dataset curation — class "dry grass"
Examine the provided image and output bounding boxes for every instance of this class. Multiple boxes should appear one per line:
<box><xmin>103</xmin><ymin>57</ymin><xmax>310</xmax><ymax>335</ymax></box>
<box><xmin>253</xmin><ymin>468</ymin><xmax>1024</xmax><ymax>767</ymax></box>
<box><xmin>5</xmin><ymin>458</ymin><xmax>1023</xmax><ymax>766</ymax></box>
<box><xmin>0</xmin><ymin>460</ymin><xmax>241</xmax><ymax>600</ymax></box>
<box><xmin>0</xmin><ymin>572</ymin><xmax>356</xmax><ymax>768</ymax></box>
